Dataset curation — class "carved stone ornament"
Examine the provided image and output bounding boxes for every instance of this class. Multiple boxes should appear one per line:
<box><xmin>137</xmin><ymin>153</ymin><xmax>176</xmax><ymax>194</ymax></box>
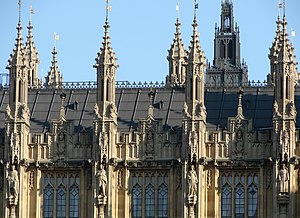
<box><xmin>7</xmin><ymin>164</ymin><xmax>19</xmax><ymax>202</ymax></box>
<box><xmin>96</xmin><ymin>164</ymin><xmax>107</xmax><ymax>197</ymax></box>
<box><xmin>107</xmin><ymin>102</ymin><xmax>117</xmax><ymax>118</ymax></box>
<box><xmin>94</xmin><ymin>103</ymin><xmax>99</xmax><ymax>118</ymax></box>
<box><xmin>235</xmin><ymin>129</ymin><xmax>244</xmax><ymax>157</ymax></box>
<box><xmin>57</xmin><ymin>131</ymin><xmax>66</xmax><ymax>155</ymax></box>
<box><xmin>18</xmin><ymin>103</ymin><xmax>30</xmax><ymax>120</ymax></box>
<box><xmin>5</xmin><ymin>105</ymin><xmax>13</xmax><ymax>120</ymax></box>
<box><xmin>286</xmin><ymin>101</ymin><xmax>296</xmax><ymax>117</ymax></box>
<box><xmin>187</xmin><ymin>165</ymin><xmax>198</xmax><ymax>196</ymax></box>
<box><xmin>183</xmin><ymin>102</ymin><xmax>191</xmax><ymax>118</ymax></box>
<box><xmin>273</xmin><ymin>101</ymin><xmax>281</xmax><ymax>118</ymax></box>
<box><xmin>145</xmin><ymin>130</ymin><xmax>155</xmax><ymax>154</ymax></box>
<box><xmin>278</xmin><ymin>163</ymin><xmax>289</xmax><ymax>194</ymax></box>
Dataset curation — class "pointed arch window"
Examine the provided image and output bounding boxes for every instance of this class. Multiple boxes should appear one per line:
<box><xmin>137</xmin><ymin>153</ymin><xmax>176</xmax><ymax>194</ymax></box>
<box><xmin>43</xmin><ymin>175</ymin><xmax>54</xmax><ymax>218</ymax></box>
<box><xmin>18</xmin><ymin>80</ymin><xmax>22</xmax><ymax>102</ymax></box>
<box><xmin>131</xmin><ymin>172</ymin><xmax>169</xmax><ymax>218</ymax></box>
<box><xmin>221</xmin><ymin>175</ymin><xmax>232</xmax><ymax>218</ymax></box>
<box><xmin>145</xmin><ymin>174</ymin><xmax>155</xmax><ymax>218</ymax></box>
<box><xmin>69</xmin><ymin>174</ymin><xmax>80</xmax><ymax>218</ymax></box>
<box><xmin>42</xmin><ymin>172</ymin><xmax>80</xmax><ymax>218</ymax></box>
<box><xmin>221</xmin><ymin>172</ymin><xmax>258</xmax><ymax>218</ymax></box>
<box><xmin>132</xmin><ymin>174</ymin><xmax>142</xmax><ymax>218</ymax></box>
<box><xmin>224</xmin><ymin>17</ymin><xmax>230</xmax><ymax>29</ymax></box>
<box><xmin>247</xmin><ymin>175</ymin><xmax>258</xmax><ymax>218</ymax></box>
<box><xmin>158</xmin><ymin>174</ymin><xmax>168</xmax><ymax>218</ymax></box>
<box><xmin>56</xmin><ymin>175</ymin><xmax>67</xmax><ymax>218</ymax></box>
<box><xmin>195</xmin><ymin>77</ymin><xmax>199</xmax><ymax>101</ymax></box>
<box><xmin>286</xmin><ymin>77</ymin><xmax>289</xmax><ymax>99</ymax></box>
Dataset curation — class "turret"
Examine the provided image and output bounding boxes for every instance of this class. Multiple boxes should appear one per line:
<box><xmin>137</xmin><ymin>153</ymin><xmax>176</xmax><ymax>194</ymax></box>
<box><xmin>6</xmin><ymin>3</ymin><xmax>28</xmax><ymax>116</ymax></box>
<box><xmin>185</xmin><ymin>4</ymin><xmax>206</xmax><ymax>117</ymax></box>
<box><xmin>93</xmin><ymin>13</ymin><xmax>118</xmax><ymax>120</ymax></box>
<box><xmin>270</xmin><ymin>7</ymin><xmax>298</xmax><ymax>217</ymax></box>
<box><xmin>166</xmin><ymin>17</ymin><xmax>187</xmax><ymax>87</ymax></box>
<box><xmin>206</xmin><ymin>0</ymin><xmax>248</xmax><ymax>87</ymax></box>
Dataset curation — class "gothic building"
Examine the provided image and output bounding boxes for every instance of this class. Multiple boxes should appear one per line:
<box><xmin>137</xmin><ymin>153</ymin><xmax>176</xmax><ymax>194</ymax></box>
<box><xmin>0</xmin><ymin>0</ymin><xmax>300</xmax><ymax>218</ymax></box>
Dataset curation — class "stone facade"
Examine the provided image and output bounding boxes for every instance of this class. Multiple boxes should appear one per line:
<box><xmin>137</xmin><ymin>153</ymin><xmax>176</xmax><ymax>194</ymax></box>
<box><xmin>0</xmin><ymin>1</ymin><xmax>300</xmax><ymax>218</ymax></box>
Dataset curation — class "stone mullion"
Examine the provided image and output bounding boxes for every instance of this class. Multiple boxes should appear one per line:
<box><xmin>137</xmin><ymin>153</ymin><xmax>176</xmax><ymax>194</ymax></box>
<box><xmin>169</xmin><ymin>167</ymin><xmax>174</xmax><ymax>218</ymax></box>
<box><xmin>53</xmin><ymin>173</ymin><xmax>57</xmax><ymax>218</ymax></box>
<box><xmin>66</xmin><ymin>173</ymin><xmax>70</xmax><ymax>218</ymax></box>
<box><xmin>124</xmin><ymin>168</ymin><xmax>130</xmax><ymax>218</ymax></box>
<box><xmin>244</xmin><ymin>174</ymin><xmax>248</xmax><ymax>218</ymax></box>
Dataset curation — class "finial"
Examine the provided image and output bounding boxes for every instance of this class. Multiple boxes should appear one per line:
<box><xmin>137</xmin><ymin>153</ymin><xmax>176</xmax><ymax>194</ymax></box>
<box><xmin>176</xmin><ymin>3</ymin><xmax>180</xmax><ymax>18</ymax></box>
<box><xmin>283</xmin><ymin>0</ymin><xmax>286</xmax><ymax>17</ymax></box>
<box><xmin>59</xmin><ymin>92</ymin><xmax>66</xmax><ymax>120</ymax></box>
<box><xmin>278</xmin><ymin>0</ymin><xmax>282</xmax><ymax>17</ymax></box>
<box><xmin>18</xmin><ymin>0</ymin><xmax>22</xmax><ymax>22</ymax></box>
<box><xmin>29</xmin><ymin>5</ymin><xmax>34</xmax><ymax>23</ymax></box>
<box><xmin>194</xmin><ymin>0</ymin><xmax>198</xmax><ymax>20</ymax></box>
<box><xmin>54</xmin><ymin>32</ymin><xmax>59</xmax><ymax>47</ymax></box>
<box><xmin>147</xmin><ymin>89</ymin><xmax>155</xmax><ymax>117</ymax></box>
<box><xmin>105</xmin><ymin>0</ymin><xmax>112</xmax><ymax>20</ymax></box>
<box><xmin>237</xmin><ymin>89</ymin><xmax>243</xmax><ymax>116</ymax></box>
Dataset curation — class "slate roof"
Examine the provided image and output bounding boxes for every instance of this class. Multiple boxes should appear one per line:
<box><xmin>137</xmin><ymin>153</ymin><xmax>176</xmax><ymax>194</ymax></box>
<box><xmin>1</xmin><ymin>86</ymin><xmax>300</xmax><ymax>134</ymax></box>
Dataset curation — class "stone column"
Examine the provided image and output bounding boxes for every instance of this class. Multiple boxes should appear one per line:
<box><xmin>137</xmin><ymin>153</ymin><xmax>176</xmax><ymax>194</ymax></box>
<box><xmin>186</xmin><ymin>195</ymin><xmax>197</xmax><ymax>218</ymax></box>
<box><xmin>96</xmin><ymin>196</ymin><xmax>107</xmax><ymax>218</ymax></box>
<box><xmin>277</xmin><ymin>195</ymin><xmax>289</xmax><ymax>218</ymax></box>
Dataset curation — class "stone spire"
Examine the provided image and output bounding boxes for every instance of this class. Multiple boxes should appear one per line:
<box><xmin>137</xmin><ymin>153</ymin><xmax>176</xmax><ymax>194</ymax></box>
<box><xmin>7</xmin><ymin>11</ymin><xmax>25</xmax><ymax>71</ymax></box>
<box><xmin>45</xmin><ymin>46</ymin><xmax>63</xmax><ymax>89</ymax></box>
<box><xmin>94</xmin><ymin>17</ymin><xmax>117</xmax><ymax>69</ymax></box>
<box><xmin>269</xmin><ymin>15</ymin><xmax>298</xmax><ymax>116</ymax></box>
<box><xmin>187</xmin><ymin>5</ymin><xmax>205</xmax><ymax>65</ymax></box>
<box><xmin>25</xmin><ymin>6</ymin><xmax>40</xmax><ymax>88</ymax></box>
<box><xmin>6</xmin><ymin>0</ymin><xmax>29</xmax><ymax>115</ymax></box>
<box><xmin>185</xmin><ymin>0</ymin><xmax>206</xmax><ymax>117</ymax></box>
<box><xmin>94</xmin><ymin>2</ymin><xmax>118</xmax><ymax>119</ymax></box>
<box><xmin>270</xmin><ymin>9</ymin><xmax>298</xmax><ymax>217</ymax></box>
<box><xmin>166</xmin><ymin>17</ymin><xmax>187</xmax><ymax>87</ymax></box>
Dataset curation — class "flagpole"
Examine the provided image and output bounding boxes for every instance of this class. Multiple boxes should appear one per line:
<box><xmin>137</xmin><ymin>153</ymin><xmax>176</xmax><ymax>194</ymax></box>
<box><xmin>283</xmin><ymin>0</ymin><xmax>286</xmax><ymax>17</ymax></box>
<box><xmin>176</xmin><ymin>3</ymin><xmax>180</xmax><ymax>19</ymax></box>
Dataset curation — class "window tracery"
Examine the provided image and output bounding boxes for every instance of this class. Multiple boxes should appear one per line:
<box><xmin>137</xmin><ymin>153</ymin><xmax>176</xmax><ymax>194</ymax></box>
<box><xmin>221</xmin><ymin>172</ymin><xmax>258</xmax><ymax>218</ymax></box>
<box><xmin>131</xmin><ymin>172</ymin><xmax>168</xmax><ymax>218</ymax></box>
<box><xmin>43</xmin><ymin>173</ymin><xmax>80</xmax><ymax>218</ymax></box>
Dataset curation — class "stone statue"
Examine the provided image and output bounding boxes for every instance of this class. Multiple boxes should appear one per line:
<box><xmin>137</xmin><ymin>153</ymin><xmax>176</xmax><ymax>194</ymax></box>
<box><xmin>278</xmin><ymin>163</ymin><xmax>289</xmax><ymax>194</ymax></box>
<box><xmin>108</xmin><ymin>103</ymin><xmax>117</xmax><ymax>118</ymax></box>
<box><xmin>94</xmin><ymin>103</ymin><xmax>99</xmax><ymax>118</ymax></box>
<box><xmin>187</xmin><ymin>165</ymin><xmax>198</xmax><ymax>196</ymax></box>
<box><xmin>7</xmin><ymin>165</ymin><xmax>19</xmax><ymax>199</ymax></box>
<box><xmin>146</xmin><ymin>130</ymin><xmax>155</xmax><ymax>154</ymax></box>
<box><xmin>96</xmin><ymin>165</ymin><xmax>107</xmax><ymax>196</ymax></box>
<box><xmin>20</xmin><ymin>103</ymin><xmax>30</xmax><ymax>120</ymax></box>
<box><xmin>5</xmin><ymin>105</ymin><xmax>12</xmax><ymax>119</ymax></box>
<box><xmin>183</xmin><ymin>102</ymin><xmax>190</xmax><ymax>118</ymax></box>
<box><xmin>273</xmin><ymin>101</ymin><xmax>280</xmax><ymax>117</ymax></box>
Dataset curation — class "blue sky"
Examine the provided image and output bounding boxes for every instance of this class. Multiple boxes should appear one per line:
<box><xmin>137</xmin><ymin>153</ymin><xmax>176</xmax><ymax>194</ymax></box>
<box><xmin>0</xmin><ymin>0</ymin><xmax>299</xmax><ymax>83</ymax></box>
